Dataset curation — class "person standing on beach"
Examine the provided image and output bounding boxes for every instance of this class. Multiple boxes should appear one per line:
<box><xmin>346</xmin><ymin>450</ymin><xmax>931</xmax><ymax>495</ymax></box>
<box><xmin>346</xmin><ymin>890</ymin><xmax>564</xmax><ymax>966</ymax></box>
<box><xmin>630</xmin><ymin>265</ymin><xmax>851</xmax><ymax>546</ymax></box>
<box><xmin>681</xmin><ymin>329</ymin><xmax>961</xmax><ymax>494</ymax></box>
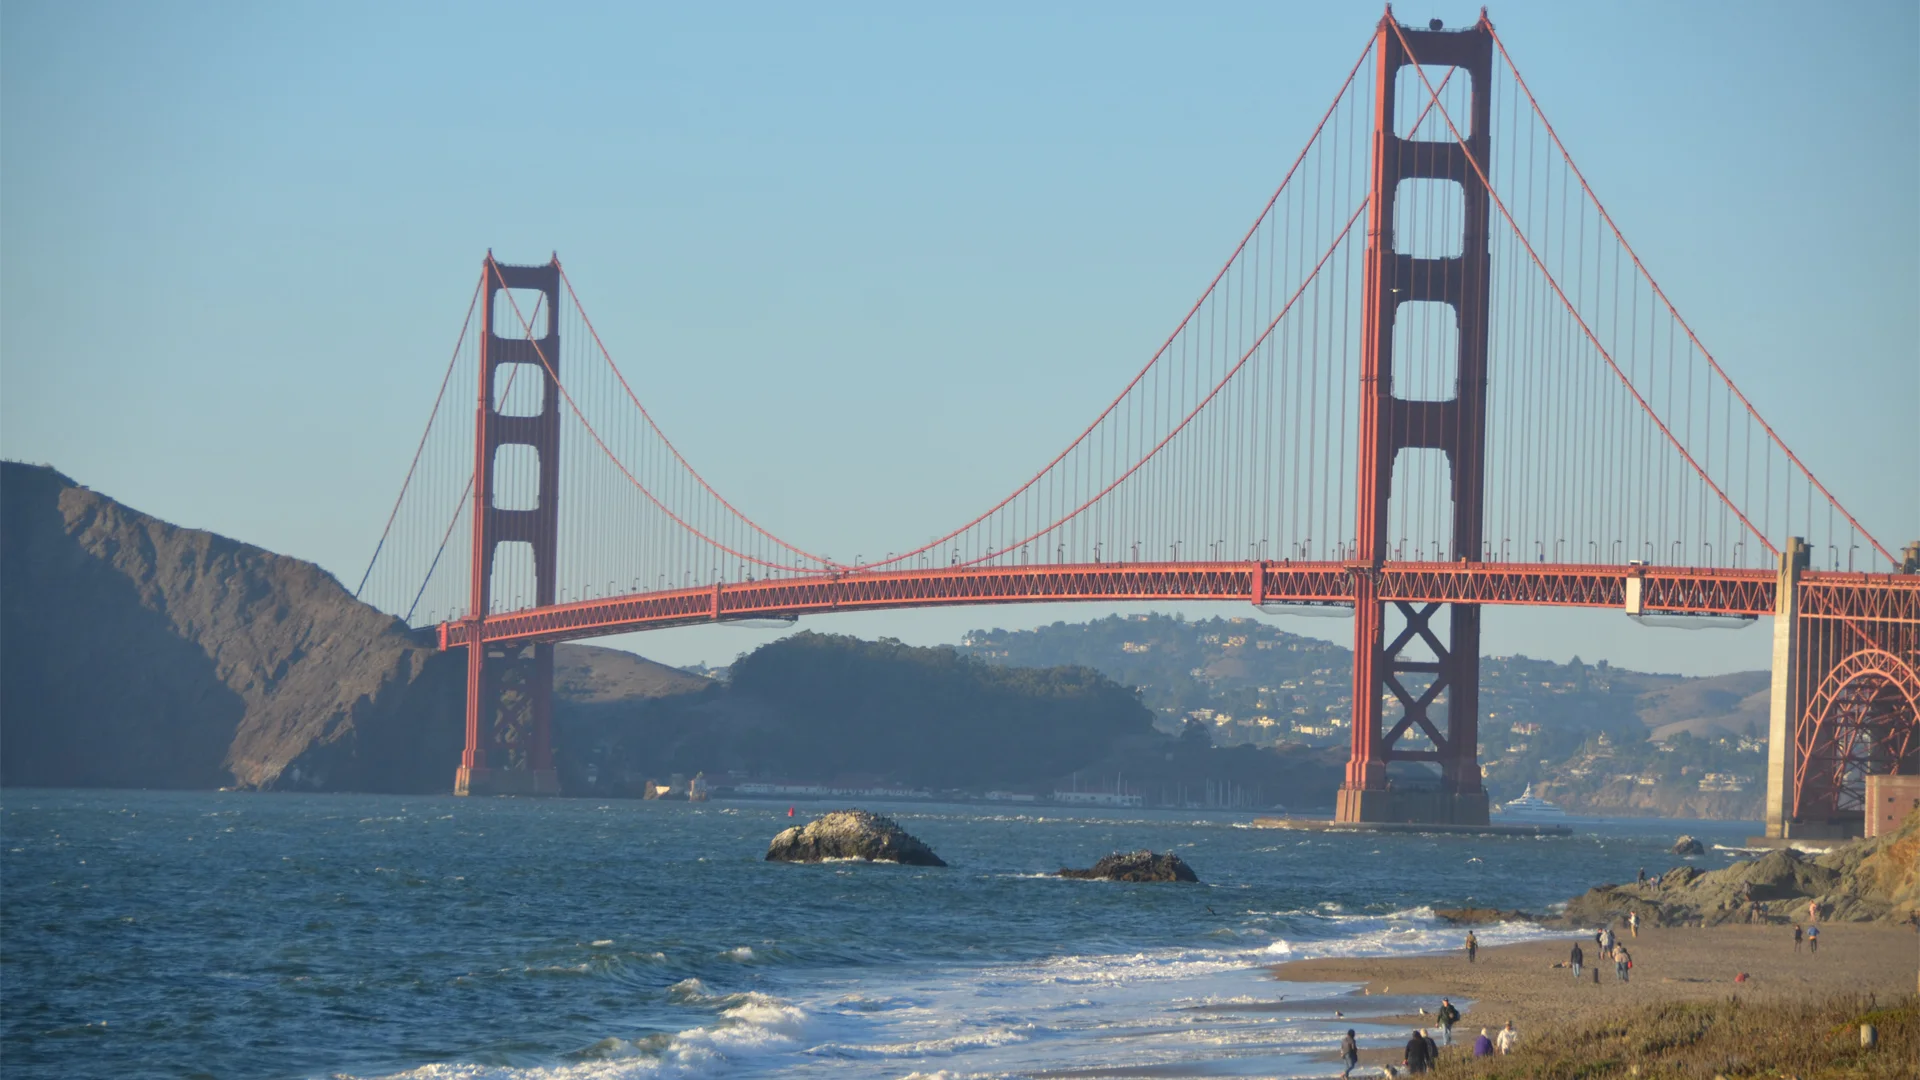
<box><xmin>1338</xmin><ymin>1029</ymin><xmax>1358</xmax><ymax>1077</ymax></box>
<box><xmin>1465</xmin><ymin>931</ymin><xmax>1478</xmax><ymax>964</ymax></box>
<box><xmin>1807</xmin><ymin>924</ymin><xmax>1819</xmax><ymax>954</ymax></box>
<box><xmin>1570</xmin><ymin>941</ymin><xmax>1583</xmax><ymax>979</ymax></box>
<box><xmin>1404</xmin><ymin>1029</ymin><xmax>1432</xmax><ymax>1074</ymax></box>
<box><xmin>1808</xmin><ymin>898</ymin><xmax>1819</xmax><ymax>924</ymax></box>
<box><xmin>1473</xmin><ymin>1028</ymin><xmax>1494</xmax><ymax>1057</ymax></box>
<box><xmin>1637</xmin><ymin>866</ymin><xmax>1647</xmax><ymax>885</ymax></box>
<box><xmin>1437</xmin><ymin>998</ymin><xmax>1460</xmax><ymax>1045</ymax></box>
<box><xmin>1628</xmin><ymin>910</ymin><xmax>1639</xmax><ymax>938</ymax></box>
<box><xmin>1613</xmin><ymin>942</ymin><xmax>1631</xmax><ymax>982</ymax></box>
<box><xmin>1793</xmin><ymin>923</ymin><xmax>1803</xmax><ymax>952</ymax></box>
<box><xmin>1495</xmin><ymin>1021</ymin><xmax>1518</xmax><ymax>1054</ymax></box>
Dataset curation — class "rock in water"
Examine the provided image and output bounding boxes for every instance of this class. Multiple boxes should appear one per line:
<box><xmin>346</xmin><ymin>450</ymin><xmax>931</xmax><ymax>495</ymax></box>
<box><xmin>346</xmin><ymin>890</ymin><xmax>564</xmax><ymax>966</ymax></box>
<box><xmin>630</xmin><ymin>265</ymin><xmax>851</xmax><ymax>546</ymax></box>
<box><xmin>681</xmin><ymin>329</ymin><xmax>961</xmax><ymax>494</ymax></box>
<box><xmin>1057</xmin><ymin>850</ymin><xmax>1198</xmax><ymax>882</ymax></box>
<box><xmin>1672</xmin><ymin>835</ymin><xmax>1706</xmax><ymax>856</ymax></box>
<box><xmin>765</xmin><ymin>809</ymin><xmax>946</xmax><ymax>866</ymax></box>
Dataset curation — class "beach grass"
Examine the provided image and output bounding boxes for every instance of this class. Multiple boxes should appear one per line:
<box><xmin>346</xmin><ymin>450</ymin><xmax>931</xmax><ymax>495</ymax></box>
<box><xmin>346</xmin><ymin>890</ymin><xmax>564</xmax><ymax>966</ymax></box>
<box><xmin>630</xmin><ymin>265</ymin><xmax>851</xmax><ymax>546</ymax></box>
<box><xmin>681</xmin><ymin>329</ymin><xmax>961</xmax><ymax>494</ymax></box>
<box><xmin>1448</xmin><ymin>993</ymin><xmax>1916</xmax><ymax>1079</ymax></box>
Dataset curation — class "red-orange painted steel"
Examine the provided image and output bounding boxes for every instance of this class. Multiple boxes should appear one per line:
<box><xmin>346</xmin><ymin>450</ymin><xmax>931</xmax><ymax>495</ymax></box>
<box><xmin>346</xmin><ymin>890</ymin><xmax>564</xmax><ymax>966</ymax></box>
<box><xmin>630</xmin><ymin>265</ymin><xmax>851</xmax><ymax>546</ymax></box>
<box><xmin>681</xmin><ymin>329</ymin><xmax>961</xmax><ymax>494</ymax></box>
<box><xmin>1343</xmin><ymin>13</ymin><xmax>1497</xmax><ymax>812</ymax></box>
<box><xmin>463</xmin><ymin>257</ymin><xmax>562</xmax><ymax>782</ymax></box>
<box><xmin>428</xmin><ymin>561</ymin><xmax>1920</xmax><ymax>650</ymax></box>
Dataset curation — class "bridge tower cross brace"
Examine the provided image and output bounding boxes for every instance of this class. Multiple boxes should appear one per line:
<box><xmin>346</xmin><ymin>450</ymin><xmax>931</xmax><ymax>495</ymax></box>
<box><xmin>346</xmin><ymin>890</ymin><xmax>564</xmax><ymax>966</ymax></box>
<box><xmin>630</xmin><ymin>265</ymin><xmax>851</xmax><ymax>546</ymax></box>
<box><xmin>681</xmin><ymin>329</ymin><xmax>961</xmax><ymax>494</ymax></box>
<box><xmin>456</xmin><ymin>256</ymin><xmax>562</xmax><ymax>797</ymax></box>
<box><xmin>1338</xmin><ymin>14</ymin><xmax>1494</xmax><ymax>825</ymax></box>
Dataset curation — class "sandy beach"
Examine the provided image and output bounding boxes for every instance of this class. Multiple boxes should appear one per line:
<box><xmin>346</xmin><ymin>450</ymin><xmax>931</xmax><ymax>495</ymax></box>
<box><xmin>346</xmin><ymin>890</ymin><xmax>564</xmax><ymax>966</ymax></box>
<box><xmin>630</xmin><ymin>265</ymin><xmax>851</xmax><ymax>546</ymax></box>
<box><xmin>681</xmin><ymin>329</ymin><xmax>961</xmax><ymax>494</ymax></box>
<box><xmin>1272</xmin><ymin>922</ymin><xmax>1920</xmax><ymax>1068</ymax></box>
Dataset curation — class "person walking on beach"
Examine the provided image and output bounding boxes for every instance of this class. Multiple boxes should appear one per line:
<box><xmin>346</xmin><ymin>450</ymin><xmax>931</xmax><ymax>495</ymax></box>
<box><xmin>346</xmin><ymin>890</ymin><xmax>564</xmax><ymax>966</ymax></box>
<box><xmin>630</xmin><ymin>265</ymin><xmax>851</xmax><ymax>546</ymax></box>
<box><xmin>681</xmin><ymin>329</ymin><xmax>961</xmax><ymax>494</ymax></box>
<box><xmin>1570</xmin><ymin>941</ymin><xmax>1584</xmax><ymax>979</ymax></box>
<box><xmin>1613</xmin><ymin>942</ymin><xmax>1631</xmax><ymax>982</ymax></box>
<box><xmin>1473</xmin><ymin>1028</ymin><xmax>1494</xmax><ymax>1057</ymax></box>
<box><xmin>1496</xmin><ymin>1021</ymin><xmax>1518</xmax><ymax>1055</ymax></box>
<box><xmin>1464</xmin><ymin>931</ymin><xmax>1478</xmax><ymax>964</ymax></box>
<box><xmin>1793</xmin><ymin>923</ymin><xmax>1803</xmax><ymax>952</ymax></box>
<box><xmin>1807</xmin><ymin>924</ymin><xmax>1819</xmax><ymax>955</ymax></box>
<box><xmin>1437</xmin><ymin>998</ymin><xmax>1460</xmax><ymax>1046</ymax></box>
<box><xmin>1404</xmin><ymin>1029</ymin><xmax>1433</xmax><ymax>1074</ymax></box>
<box><xmin>1338</xmin><ymin>1029</ymin><xmax>1358</xmax><ymax>1077</ymax></box>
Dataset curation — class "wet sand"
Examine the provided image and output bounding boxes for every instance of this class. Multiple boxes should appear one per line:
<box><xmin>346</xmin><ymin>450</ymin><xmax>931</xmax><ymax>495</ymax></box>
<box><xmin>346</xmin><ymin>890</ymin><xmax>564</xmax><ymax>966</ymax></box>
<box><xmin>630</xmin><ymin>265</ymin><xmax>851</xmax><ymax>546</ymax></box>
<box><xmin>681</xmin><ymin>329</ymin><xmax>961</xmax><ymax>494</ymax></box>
<box><xmin>1272</xmin><ymin>923</ymin><xmax>1920</xmax><ymax>1066</ymax></box>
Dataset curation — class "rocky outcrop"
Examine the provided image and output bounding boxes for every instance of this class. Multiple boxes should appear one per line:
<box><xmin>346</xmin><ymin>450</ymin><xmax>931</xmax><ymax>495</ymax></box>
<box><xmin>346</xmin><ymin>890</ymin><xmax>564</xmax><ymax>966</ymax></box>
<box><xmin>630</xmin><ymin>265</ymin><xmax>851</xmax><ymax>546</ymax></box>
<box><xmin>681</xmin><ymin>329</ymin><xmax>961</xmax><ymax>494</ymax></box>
<box><xmin>1561</xmin><ymin>814</ymin><xmax>1920</xmax><ymax>927</ymax></box>
<box><xmin>1</xmin><ymin>463</ymin><xmax>464</xmax><ymax>792</ymax></box>
<box><xmin>1434</xmin><ymin>907</ymin><xmax>1541</xmax><ymax>925</ymax></box>
<box><xmin>1057</xmin><ymin>850</ymin><xmax>1198</xmax><ymax>882</ymax></box>
<box><xmin>765</xmin><ymin>809</ymin><xmax>947</xmax><ymax>866</ymax></box>
<box><xmin>1672</xmin><ymin>835</ymin><xmax>1705</xmax><ymax>856</ymax></box>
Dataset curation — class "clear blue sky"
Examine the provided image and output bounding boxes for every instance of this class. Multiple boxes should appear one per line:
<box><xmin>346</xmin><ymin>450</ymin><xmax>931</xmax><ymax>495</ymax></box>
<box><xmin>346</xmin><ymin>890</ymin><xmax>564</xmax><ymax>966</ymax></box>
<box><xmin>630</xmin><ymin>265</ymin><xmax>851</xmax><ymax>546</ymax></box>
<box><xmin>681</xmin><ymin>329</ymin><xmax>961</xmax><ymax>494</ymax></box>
<box><xmin>4</xmin><ymin>1</ymin><xmax>1915</xmax><ymax>676</ymax></box>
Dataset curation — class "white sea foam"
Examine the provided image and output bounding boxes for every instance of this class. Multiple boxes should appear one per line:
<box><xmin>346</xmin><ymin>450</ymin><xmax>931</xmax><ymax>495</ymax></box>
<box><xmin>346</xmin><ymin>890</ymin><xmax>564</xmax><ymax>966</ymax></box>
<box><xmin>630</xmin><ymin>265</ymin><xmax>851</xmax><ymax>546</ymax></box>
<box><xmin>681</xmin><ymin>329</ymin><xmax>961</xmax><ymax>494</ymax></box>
<box><xmin>365</xmin><ymin>990</ymin><xmax>814</xmax><ymax>1079</ymax></box>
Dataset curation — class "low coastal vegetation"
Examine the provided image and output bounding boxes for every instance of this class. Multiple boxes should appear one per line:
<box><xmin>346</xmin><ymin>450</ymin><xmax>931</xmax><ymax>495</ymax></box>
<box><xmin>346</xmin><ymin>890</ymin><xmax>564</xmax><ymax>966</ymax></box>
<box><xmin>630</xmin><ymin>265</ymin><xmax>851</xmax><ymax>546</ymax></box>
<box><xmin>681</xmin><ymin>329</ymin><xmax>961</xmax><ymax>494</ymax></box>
<box><xmin>1457</xmin><ymin>994</ymin><xmax>1916</xmax><ymax>1079</ymax></box>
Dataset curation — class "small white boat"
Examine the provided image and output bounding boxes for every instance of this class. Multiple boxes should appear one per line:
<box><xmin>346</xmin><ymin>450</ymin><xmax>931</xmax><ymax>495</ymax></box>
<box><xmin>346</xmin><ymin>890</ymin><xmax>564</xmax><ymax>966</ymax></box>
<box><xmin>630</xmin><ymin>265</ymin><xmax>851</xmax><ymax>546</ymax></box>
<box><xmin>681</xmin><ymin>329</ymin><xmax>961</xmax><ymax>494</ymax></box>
<box><xmin>1493</xmin><ymin>783</ymin><xmax>1569</xmax><ymax>820</ymax></box>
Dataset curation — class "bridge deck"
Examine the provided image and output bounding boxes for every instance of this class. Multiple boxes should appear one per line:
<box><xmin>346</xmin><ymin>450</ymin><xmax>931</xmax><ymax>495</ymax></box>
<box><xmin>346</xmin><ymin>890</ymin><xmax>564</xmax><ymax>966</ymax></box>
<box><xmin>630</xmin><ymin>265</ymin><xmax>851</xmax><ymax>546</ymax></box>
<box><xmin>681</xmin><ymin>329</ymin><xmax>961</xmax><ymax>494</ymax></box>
<box><xmin>435</xmin><ymin>561</ymin><xmax>1918</xmax><ymax>649</ymax></box>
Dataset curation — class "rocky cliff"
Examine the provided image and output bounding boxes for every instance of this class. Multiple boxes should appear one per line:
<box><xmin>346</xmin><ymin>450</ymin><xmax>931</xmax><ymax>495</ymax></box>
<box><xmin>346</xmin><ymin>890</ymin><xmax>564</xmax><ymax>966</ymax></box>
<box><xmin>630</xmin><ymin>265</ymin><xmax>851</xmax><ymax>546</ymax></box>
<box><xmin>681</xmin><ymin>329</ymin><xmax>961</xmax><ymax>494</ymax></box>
<box><xmin>1</xmin><ymin>463</ymin><xmax>467</xmax><ymax>791</ymax></box>
<box><xmin>1533</xmin><ymin>777</ymin><xmax>1764</xmax><ymax>821</ymax></box>
<box><xmin>1561</xmin><ymin>811</ymin><xmax>1920</xmax><ymax>927</ymax></box>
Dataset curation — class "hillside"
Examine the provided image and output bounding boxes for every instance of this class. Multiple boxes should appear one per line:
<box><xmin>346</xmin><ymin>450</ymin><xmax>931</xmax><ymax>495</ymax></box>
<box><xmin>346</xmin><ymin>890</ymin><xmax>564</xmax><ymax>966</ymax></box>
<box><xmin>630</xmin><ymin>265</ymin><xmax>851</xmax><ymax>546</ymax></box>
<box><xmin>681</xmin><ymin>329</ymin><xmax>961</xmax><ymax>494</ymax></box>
<box><xmin>556</xmin><ymin>631</ymin><xmax>1345</xmax><ymax>806</ymax></box>
<box><xmin>1</xmin><ymin>462</ymin><xmax>461</xmax><ymax>791</ymax></box>
<box><xmin>0</xmin><ymin>462</ymin><xmax>707</xmax><ymax>793</ymax></box>
<box><xmin>960</xmin><ymin>614</ymin><xmax>1771</xmax><ymax>816</ymax></box>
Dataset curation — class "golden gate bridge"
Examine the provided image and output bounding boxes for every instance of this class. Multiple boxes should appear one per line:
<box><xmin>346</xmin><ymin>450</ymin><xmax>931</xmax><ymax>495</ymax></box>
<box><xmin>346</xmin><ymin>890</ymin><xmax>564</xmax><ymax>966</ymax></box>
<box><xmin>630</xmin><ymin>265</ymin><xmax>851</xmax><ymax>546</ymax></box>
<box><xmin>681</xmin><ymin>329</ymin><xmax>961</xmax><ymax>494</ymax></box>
<box><xmin>355</xmin><ymin>11</ymin><xmax>1919</xmax><ymax>835</ymax></box>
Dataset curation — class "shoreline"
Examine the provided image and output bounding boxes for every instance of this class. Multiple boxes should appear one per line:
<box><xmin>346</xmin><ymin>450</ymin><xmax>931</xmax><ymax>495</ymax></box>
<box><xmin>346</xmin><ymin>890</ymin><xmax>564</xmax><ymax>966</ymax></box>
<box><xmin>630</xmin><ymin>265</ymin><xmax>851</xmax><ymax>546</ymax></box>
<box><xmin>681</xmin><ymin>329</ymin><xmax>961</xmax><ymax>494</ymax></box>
<box><xmin>1271</xmin><ymin>923</ymin><xmax>1920</xmax><ymax>1064</ymax></box>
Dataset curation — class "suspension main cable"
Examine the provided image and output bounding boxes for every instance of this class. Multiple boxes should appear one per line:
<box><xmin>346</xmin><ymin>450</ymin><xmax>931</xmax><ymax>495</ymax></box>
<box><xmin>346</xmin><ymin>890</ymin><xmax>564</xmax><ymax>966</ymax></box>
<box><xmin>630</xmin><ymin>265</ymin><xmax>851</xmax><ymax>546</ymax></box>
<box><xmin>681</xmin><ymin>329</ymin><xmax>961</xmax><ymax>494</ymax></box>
<box><xmin>487</xmin><ymin>259</ymin><xmax>829</xmax><ymax>576</ymax></box>
<box><xmin>555</xmin><ymin>264</ymin><xmax>841</xmax><ymax>572</ymax></box>
<box><xmin>356</xmin><ymin>273</ymin><xmax>483</xmax><ymax>598</ymax></box>
<box><xmin>1389</xmin><ymin>20</ymin><xmax>1777</xmax><ymax>562</ymax></box>
<box><xmin>1488</xmin><ymin>28</ymin><xmax>1892</xmax><ymax>569</ymax></box>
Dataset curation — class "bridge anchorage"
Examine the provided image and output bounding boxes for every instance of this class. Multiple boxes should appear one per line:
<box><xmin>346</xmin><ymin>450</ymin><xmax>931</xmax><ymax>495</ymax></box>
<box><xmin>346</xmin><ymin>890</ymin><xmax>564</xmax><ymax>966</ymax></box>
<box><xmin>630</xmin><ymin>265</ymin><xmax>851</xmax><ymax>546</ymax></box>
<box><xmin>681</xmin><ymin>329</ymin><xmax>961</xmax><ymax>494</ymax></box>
<box><xmin>359</xmin><ymin>8</ymin><xmax>1919</xmax><ymax>826</ymax></box>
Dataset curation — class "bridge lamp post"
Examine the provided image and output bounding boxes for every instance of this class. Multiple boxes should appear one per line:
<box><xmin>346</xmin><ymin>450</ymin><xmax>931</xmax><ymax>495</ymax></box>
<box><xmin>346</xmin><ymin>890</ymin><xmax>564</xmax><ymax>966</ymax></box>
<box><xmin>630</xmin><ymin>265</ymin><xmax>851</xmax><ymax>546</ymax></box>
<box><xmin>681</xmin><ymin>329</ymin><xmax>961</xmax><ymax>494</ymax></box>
<box><xmin>1703</xmin><ymin>543</ymin><xmax>1713</xmax><ymax>566</ymax></box>
<box><xmin>1535</xmin><ymin>541</ymin><xmax>1545</xmax><ymax>563</ymax></box>
<box><xmin>1849</xmin><ymin>544</ymin><xmax>1859</xmax><ymax>572</ymax></box>
<box><xmin>1672</xmin><ymin>541</ymin><xmax>1683</xmax><ymax>565</ymax></box>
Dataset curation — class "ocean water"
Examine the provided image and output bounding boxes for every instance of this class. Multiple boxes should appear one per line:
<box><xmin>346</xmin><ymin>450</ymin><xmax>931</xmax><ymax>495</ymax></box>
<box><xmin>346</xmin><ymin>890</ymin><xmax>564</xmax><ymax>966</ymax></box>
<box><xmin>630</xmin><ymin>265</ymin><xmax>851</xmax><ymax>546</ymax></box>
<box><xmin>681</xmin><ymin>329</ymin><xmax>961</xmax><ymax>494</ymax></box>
<box><xmin>1</xmin><ymin>791</ymin><xmax>1758</xmax><ymax>1080</ymax></box>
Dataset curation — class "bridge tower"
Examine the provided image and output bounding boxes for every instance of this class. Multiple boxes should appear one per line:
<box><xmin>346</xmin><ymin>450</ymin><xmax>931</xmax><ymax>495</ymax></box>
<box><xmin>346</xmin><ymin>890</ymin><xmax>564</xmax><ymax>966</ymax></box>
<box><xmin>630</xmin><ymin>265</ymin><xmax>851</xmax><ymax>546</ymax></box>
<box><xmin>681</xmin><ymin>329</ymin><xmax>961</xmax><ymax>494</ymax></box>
<box><xmin>1338</xmin><ymin>14</ymin><xmax>1494</xmax><ymax>825</ymax></box>
<box><xmin>456</xmin><ymin>256</ymin><xmax>562</xmax><ymax>796</ymax></box>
